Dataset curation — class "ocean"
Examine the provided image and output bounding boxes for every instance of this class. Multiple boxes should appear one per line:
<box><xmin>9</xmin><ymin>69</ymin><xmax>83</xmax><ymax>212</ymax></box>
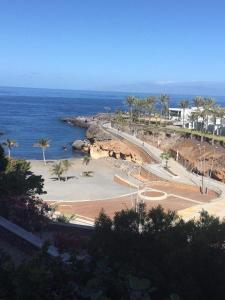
<box><xmin>0</xmin><ymin>86</ymin><xmax>225</xmax><ymax>159</ymax></box>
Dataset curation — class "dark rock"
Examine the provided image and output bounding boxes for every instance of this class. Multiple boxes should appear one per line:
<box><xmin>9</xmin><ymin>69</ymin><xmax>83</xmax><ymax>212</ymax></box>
<box><xmin>86</xmin><ymin>124</ymin><xmax>112</xmax><ymax>142</ymax></box>
<box><xmin>61</xmin><ymin>113</ymin><xmax>113</xmax><ymax>145</ymax></box>
<box><xmin>72</xmin><ymin>140</ymin><xmax>87</xmax><ymax>150</ymax></box>
<box><xmin>61</xmin><ymin>117</ymin><xmax>90</xmax><ymax>128</ymax></box>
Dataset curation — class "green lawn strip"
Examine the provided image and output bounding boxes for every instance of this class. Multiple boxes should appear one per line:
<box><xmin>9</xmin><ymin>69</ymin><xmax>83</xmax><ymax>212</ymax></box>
<box><xmin>112</xmin><ymin>118</ymin><xmax>225</xmax><ymax>142</ymax></box>
<box><xmin>173</xmin><ymin>127</ymin><xmax>225</xmax><ymax>142</ymax></box>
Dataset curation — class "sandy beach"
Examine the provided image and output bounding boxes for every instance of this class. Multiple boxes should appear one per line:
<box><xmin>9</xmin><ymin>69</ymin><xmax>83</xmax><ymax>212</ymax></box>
<box><xmin>30</xmin><ymin>157</ymin><xmax>136</xmax><ymax>201</ymax></box>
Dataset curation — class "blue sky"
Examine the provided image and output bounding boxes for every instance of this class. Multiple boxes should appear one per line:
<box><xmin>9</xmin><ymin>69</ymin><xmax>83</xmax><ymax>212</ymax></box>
<box><xmin>0</xmin><ymin>0</ymin><xmax>225</xmax><ymax>91</ymax></box>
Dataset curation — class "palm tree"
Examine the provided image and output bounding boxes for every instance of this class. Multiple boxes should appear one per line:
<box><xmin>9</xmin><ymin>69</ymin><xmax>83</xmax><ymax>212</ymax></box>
<box><xmin>126</xmin><ymin>96</ymin><xmax>136</xmax><ymax>123</ymax></box>
<box><xmin>35</xmin><ymin>138</ymin><xmax>50</xmax><ymax>165</ymax></box>
<box><xmin>203</xmin><ymin>97</ymin><xmax>216</xmax><ymax>109</ymax></box>
<box><xmin>62</xmin><ymin>159</ymin><xmax>72</xmax><ymax>180</ymax></box>
<box><xmin>159</xmin><ymin>94</ymin><xmax>170</xmax><ymax>118</ymax></box>
<box><xmin>188</xmin><ymin>112</ymin><xmax>198</xmax><ymax>132</ymax></box>
<box><xmin>145</xmin><ymin>96</ymin><xmax>156</xmax><ymax>125</ymax></box>
<box><xmin>139</xmin><ymin>99</ymin><xmax>148</xmax><ymax>123</ymax></box>
<box><xmin>133</xmin><ymin>98</ymin><xmax>144</xmax><ymax>124</ymax></box>
<box><xmin>193</xmin><ymin>96</ymin><xmax>204</xmax><ymax>108</ymax></box>
<box><xmin>82</xmin><ymin>155</ymin><xmax>91</xmax><ymax>166</ymax></box>
<box><xmin>114</xmin><ymin>109</ymin><xmax>124</xmax><ymax>123</ymax></box>
<box><xmin>203</xmin><ymin>97</ymin><xmax>216</xmax><ymax>129</ymax></box>
<box><xmin>82</xmin><ymin>155</ymin><xmax>93</xmax><ymax>177</ymax></box>
<box><xmin>216</xmin><ymin>107</ymin><xmax>225</xmax><ymax>135</ymax></box>
<box><xmin>160</xmin><ymin>151</ymin><xmax>171</xmax><ymax>168</ymax></box>
<box><xmin>146</xmin><ymin>96</ymin><xmax>156</xmax><ymax>106</ymax></box>
<box><xmin>179</xmin><ymin>100</ymin><xmax>189</xmax><ymax>127</ymax></box>
<box><xmin>51</xmin><ymin>161</ymin><xmax>64</xmax><ymax>181</ymax></box>
<box><xmin>211</xmin><ymin>107</ymin><xmax>220</xmax><ymax>144</ymax></box>
<box><xmin>197</xmin><ymin>109</ymin><xmax>207</xmax><ymax>142</ymax></box>
<box><xmin>2</xmin><ymin>139</ymin><xmax>18</xmax><ymax>158</ymax></box>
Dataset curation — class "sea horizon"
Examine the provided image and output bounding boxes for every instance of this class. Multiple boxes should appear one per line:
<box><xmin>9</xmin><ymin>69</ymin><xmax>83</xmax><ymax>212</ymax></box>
<box><xmin>1</xmin><ymin>85</ymin><xmax>225</xmax><ymax>99</ymax></box>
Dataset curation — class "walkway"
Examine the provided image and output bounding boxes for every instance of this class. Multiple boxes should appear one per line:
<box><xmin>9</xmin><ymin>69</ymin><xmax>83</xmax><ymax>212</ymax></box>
<box><xmin>102</xmin><ymin>122</ymin><xmax>225</xmax><ymax>220</ymax></box>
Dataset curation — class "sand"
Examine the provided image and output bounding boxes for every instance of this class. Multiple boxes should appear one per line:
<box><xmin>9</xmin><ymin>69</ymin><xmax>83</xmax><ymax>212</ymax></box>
<box><xmin>30</xmin><ymin>158</ymin><xmax>136</xmax><ymax>201</ymax></box>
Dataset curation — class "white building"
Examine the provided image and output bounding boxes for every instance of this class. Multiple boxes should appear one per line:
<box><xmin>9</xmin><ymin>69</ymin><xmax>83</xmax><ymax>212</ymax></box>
<box><xmin>169</xmin><ymin>106</ymin><xmax>225</xmax><ymax>135</ymax></box>
<box><xmin>169</xmin><ymin>107</ymin><xmax>199</xmax><ymax>127</ymax></box>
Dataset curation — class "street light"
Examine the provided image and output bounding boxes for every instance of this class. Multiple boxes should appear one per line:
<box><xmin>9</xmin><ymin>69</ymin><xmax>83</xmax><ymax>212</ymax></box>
<box><xmin>176</xmin><ymin>149</ymin><xmax>179</xmax><ymax>161</ymax></box>
<box><xmin>128</xmin><ymin>165</ymin><xmax>141</xmax><ymax>210</ymax></box>
<box><xmin>128</xmin><ymin>166</ymin><xmax>135</xmax><ymax>209</ymax></box>
<box><xmin>197</xmin><ymin>143</ymin><xmax>206</xmax><ymax>194</ymax></box>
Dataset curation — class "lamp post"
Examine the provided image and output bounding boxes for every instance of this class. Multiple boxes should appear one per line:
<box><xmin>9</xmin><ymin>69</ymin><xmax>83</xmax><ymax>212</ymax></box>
<box><xmin>176</xmin><ymin>149</ymin><xmax>179</xmax><ymax>161</ymax></box>
<box><xmin>128</xmin><ymin>166</ymin><xmax>135</xmax><ymax>209</ymax></box>
<box><xmin>128</xmin><ymin>165</ymin><xmax>141</xmax><ymax>210</ymax></box>
<box><xmin>197</xmin><ymin>143</ymin><xmax>206</xmax><ymax>194</ymax></box>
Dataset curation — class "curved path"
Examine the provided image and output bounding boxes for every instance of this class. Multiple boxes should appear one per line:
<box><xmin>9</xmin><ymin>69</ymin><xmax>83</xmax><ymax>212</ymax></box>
<box><xmin>102</xmin><ymin>122</ymin><xmax>225</xmax><ymax>220</ymax></box>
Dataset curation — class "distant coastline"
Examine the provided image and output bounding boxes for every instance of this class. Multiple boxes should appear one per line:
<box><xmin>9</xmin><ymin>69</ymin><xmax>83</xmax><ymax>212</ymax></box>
<box><xmin>1</xmin><ymin>82</ymin><xmax>225</xmax><ymax>97</ymax></box>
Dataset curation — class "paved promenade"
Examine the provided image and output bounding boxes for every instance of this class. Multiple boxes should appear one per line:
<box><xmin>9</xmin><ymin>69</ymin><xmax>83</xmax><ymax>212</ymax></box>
<box><xmin>30</xmin><ymin>158</ymin><xmax>133</xmax><ymax>201</ymax></box>
<box><xmin>103</xmin><ymin>123</ymin><xmax>225</xmax><ymax>220</ymax></box>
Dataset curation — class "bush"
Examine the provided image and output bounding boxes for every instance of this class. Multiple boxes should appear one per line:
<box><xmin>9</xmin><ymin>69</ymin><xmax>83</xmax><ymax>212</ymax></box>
<box><xmin>0</xmin><ymin>195</ymin><xmax>52</xmax><ymax>231</ymax></box>
<box><xmin>90</xmin><ymin>205</ymin><xmax>225</xmax><ymax>299</ymax></box>
<box><xmin>0</xmin><ymin>146</ymin><xmax>51</xmax><ymax>231</ymax></box>
<box><xmin>0</xmin><ymin>156</ymin><xmax>45</xmax><ymax>197</ymax></box>
<box><xmin>54</xmin><ymin>232</ymin><xmax>81</xmax><ymax>253</ymax></box>
<box><xmin>0</xmin><ymin>205</ymin><xmax>225</xmax><ymax>299</ymax></box>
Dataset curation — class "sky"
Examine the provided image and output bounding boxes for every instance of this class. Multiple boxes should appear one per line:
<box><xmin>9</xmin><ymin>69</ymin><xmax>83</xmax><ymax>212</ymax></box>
<box><xmin>0</xmin><ymin>0</ymin><xmax>225</xmax><ymax>92</ymax></box>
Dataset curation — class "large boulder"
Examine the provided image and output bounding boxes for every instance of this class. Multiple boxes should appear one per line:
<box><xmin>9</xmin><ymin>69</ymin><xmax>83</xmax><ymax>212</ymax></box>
<box><xmin>89</xmin><ymin>140</ymin><xmax>144</xmax><ymax>163</ymax></box>
<box><xmin>72</xmin><ymin>140</ymin><xmax>88</xmax><ymax>151</ymax></box>
<box><xmin>86</xmin><ymin>124</ymin><xmax>112</xmax><ymax>142</ymax></box>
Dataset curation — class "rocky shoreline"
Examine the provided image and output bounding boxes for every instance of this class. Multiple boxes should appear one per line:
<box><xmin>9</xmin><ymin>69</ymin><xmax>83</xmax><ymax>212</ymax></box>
<box><xmin>61</xmin><ymin>114</ymin><xmax>150</xmax><ymax>164</ymax></box>
<box><xmin>61</xmin><ymin>116</ymin><xmax>94</xmax><ymax>128</ymax></box>
<box><xmin>62</xmin><ymin>114</ymin><xmax>112</xmax><ymax>143</ymax></box>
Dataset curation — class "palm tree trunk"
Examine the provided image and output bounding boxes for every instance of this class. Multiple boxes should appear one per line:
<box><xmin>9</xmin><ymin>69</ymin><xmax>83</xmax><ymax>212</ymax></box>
<box><xmin>183</xmin><ymin>109</ymin><xmax>185</xmax><ymax>127</ymax></box>
<box><xmin>220</xmin><ymin>117</ymin><xmax>223</xmax><ymax>135</ymax></box>
<box><xmin>42</xmin><ymin>148</ymin><xmax>46</xmax><ymax>165</ymax></box>
<box><xmin>8</xmin><ymin>148</ymin><xmax>11</xmax><ymax>158</ymax></box>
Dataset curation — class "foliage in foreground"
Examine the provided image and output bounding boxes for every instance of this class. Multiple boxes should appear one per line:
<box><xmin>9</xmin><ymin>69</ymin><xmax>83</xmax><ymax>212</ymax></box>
<box><xmin>0</xmin><ymin>146</ymin><xmax>45</xmax><ymax>197</ymax></box>
<box><xmin>0</xmin><ymin>146</ymin><xmax>52</xmax><ymax>231</ymax></box>
<box><xmin>90</xmin><ymin>205</ymin><xmax>225</xmax><ymax>299</ymax></box>
<box><xmin>0</xmin><ymin>204</ymin><xmax>225</xmax><ymax>300</ymax></box>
